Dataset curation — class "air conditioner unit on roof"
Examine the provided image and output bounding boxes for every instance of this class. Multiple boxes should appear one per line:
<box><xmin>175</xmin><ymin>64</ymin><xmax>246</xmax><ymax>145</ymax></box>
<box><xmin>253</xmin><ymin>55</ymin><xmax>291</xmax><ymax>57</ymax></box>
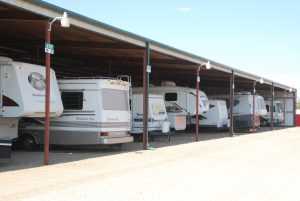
<box><xmin>161</xmin><ymin>81</ymin><xmax>176</xmax><ymax>87</ymax></box>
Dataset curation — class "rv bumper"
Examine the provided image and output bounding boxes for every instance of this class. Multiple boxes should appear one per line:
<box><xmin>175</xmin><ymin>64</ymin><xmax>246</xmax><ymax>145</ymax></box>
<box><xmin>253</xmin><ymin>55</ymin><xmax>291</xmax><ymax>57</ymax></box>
<box><xmin>99</xmin><ymin>136</ymin><xmax>133</xmax><ymax>144</ymax></box>
<box><xmin>0</xmin><ymin>140</ymin><xmax>12</xmax><ymax>161</ymax></box>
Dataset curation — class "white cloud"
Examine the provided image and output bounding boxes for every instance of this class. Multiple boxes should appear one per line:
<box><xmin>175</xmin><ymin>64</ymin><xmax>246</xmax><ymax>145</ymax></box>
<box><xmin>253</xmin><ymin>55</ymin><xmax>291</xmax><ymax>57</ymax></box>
<box><xmin>176</xmin><ymin>7</ymin><xmax>192</xmax><ymax>13</ymax></box>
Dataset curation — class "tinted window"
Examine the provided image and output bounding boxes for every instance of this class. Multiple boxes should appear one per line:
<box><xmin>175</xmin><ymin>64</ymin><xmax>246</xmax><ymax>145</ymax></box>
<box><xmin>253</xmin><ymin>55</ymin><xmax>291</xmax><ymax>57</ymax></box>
<box><xmin>165</xmin><ymin>93</ymin><xmax>177</xmax><ymax>101</ymax></box>
<box><xmin>266</xmin><ymin>105</ymin><xmax>270</xmax><ymax>112</ymax></box>
<box><xmin>61</xmin><ymin>92</ymin><xmax>83</xmax><ymax>110</ymax></box>
<box><xmin>209</xmin><ymin>104</ymin><xmax>215</xmax><ymax>109</ymax></box>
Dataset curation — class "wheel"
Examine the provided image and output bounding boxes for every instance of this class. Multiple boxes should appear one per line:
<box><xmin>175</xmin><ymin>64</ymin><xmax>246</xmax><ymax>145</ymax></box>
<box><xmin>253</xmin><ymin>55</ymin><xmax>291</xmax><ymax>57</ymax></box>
<box><xmin>20</xmin><ymin>134</ymin><xmax>36</xmax><ymax>151</ymax></box>
<box><xmin>133</xmin><ymin>134</ymin><xmax>142</xmax><ymax>142</ymax></box>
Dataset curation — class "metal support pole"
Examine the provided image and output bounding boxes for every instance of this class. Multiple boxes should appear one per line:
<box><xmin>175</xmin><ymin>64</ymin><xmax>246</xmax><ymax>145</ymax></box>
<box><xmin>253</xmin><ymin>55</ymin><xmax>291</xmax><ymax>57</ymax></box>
<box><xmin>142</xmin><ymin>42</ymin><xmax>150</xmax><ymax>149</ymax></box>
<box><xmin>229</xmin><ymin>71</ymin><xmax>235</xmax><ymax>136</ymax></box>
<box><xmin>293</xmin><ymin>90</ymin><xmax>297</xmax><ymax>127</ymax></box>
<box><xmin>44</xmin><ymin>23</ymin><xmax>51</xmax><ymax>165</ymax></box>
<box><xmin>270</xmin><ymin>83</ymin><xmax>274</xmax><ymax>130</ymax></box>
<box><xmin>195</xmin><ymin>68</ymin><xmax>200</xmax><ymax>142</ymax></box>
<box><xmin>283</xmin><ymin>91</ymin><xmax>286</xmax><ymax>127</ymax></box>
<box><xmin>252</xmin><ymin>81</ymin><xmax>256</xmax><ymax>131</ymax></box>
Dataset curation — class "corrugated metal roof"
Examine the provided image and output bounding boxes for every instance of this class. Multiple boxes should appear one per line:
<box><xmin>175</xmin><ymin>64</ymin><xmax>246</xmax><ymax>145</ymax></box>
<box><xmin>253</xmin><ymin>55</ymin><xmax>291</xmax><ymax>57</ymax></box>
<box><xmin>0</xmin><ymin>0</ymin><xmax>296</xmax><ymax>92</ymax></box>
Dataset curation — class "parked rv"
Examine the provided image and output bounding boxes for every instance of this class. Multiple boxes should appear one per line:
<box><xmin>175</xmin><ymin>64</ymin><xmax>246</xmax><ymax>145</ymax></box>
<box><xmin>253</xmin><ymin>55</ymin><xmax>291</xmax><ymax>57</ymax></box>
<box><xmin>262</xmin><ymin>100</ymin><xmax>284</xmax><ymax>126</ymax></box>
<box><xmin>0</xmin><ymin>57</ymin><xmax>63</xmax><ymax>159</ymax></box>
<box><xmin>192</xmin><ymin>100</ymin><xmax>229</xmax><ymax>130</ymax></box>
<box><xmin>233</xmin><ymin>92</ymin><xmax>267</xmax><ymax>129</ymax></box>
<box><xmin>134</xmin><ymin>82</ymin><xmax>209</xmax><ymax>126</ymax></box>
<box><xmin>19</xmin><ymin>78</ymin><xmax>133</xmax><ymax>148</ymax></box>
<box><xmin>130</xmin><ymin>93</ymin><xmax>170</xmax><ymax>135</ymax></box>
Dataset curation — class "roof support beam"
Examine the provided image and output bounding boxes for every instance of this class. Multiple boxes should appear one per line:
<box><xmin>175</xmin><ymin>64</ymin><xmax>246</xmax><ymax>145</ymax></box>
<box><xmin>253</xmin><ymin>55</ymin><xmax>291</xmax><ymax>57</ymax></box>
<box><xmin>0</xmin><ymin>39</ymin><xmax>142</xmax><ymax>49</ymax></box>
<box><xmin>0</xmin><ymin>0</ymin><xmax>146</xmax><ymax>47</ymax></box>
<box><xmin>0</xmin><ymin>0</ymin><xmax>295</xmax><ymax>91</ymax></box>
<box><xmin>143</xmin><ymin>42</ymin><xmax>150</xmax><ymax>150</ymax></box>
<box><xmin>229</xmin><ymin>70</ymin><xmax>235</xmax><ymax>136</ymax></box>
<box><xmin>0</xmin><ymin>18</ymin><xmax>45</xmax><ymax>22</ymax></box>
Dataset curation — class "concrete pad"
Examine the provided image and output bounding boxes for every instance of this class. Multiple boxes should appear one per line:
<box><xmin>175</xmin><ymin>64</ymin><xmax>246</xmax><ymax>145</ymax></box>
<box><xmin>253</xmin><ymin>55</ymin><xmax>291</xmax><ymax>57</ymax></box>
<box><xmin>1</xmin><ymin>128</ymin><xmax>299</xmax><ymax>201</ymax></box>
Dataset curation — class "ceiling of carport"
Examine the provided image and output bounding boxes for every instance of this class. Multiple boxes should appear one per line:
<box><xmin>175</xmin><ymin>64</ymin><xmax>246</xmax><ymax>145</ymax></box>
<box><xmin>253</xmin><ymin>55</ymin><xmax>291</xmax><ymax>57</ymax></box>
<box><xmin>0</xmin><ymin>2</ymin><xmax>286</xmax><ymax>94</ymax></box>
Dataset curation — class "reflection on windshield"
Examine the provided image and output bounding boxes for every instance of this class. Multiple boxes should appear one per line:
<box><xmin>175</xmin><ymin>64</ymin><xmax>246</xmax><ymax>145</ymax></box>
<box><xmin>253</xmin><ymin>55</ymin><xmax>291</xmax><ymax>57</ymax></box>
<box><xmin>166</xmin><ymin>102</ymin><xmax>184</xmax><ymax>113</ymax></box>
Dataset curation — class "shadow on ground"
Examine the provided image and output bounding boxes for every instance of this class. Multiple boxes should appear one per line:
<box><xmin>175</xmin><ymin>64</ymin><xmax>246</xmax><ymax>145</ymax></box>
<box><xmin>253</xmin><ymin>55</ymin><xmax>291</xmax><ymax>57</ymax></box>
<box><xmin>0</xmin><ymin>126</ymin><xmax>287</xmax><ymax>173</ymax></box>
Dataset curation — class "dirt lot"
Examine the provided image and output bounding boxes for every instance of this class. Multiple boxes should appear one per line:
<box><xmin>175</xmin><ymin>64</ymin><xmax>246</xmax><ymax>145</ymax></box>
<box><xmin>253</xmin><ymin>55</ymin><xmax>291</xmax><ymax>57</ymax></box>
<box><xmin>1</xmin><ymin>127</ymin><xmax>300</xmax><ymax>201</ymax></box>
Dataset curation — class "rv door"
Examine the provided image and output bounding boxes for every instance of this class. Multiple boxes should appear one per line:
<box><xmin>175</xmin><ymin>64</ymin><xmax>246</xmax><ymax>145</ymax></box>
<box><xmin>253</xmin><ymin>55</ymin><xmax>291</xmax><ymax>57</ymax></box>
<box><xmin>187</xmin><ymin>92</ymin><xmax>196</xmax><ymax>115</ymax></box>
<box><xmin>149</xmin><ymin>96</ymin><xmax>167</xmax><ymax>121</ymax></box>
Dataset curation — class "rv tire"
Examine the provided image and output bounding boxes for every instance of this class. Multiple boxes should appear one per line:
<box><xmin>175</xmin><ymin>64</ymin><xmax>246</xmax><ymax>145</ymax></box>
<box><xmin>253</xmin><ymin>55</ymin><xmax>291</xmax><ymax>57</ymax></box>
<box><xmin>20</xmin><ymin>134</ymin><xmax>36</xmax><ymax>151</ymax></box>
<box><xmin>133</xmin><ymin>134</ymin><xmax>142</xmax><ymax>142</ymax></box>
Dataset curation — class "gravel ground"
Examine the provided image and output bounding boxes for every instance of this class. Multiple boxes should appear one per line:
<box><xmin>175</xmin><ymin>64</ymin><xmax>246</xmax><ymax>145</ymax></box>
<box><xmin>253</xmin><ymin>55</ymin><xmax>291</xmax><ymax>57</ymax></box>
<box><xmin>1</xmin><ymin>127</ymin><xmax>300</xmax><ymax>201</ymax></box>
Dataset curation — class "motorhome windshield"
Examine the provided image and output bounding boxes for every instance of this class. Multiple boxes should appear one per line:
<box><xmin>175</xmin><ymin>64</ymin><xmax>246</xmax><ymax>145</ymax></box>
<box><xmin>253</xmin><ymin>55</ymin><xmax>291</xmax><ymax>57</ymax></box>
<box><xmin>102</xmin><ymin>89</ymin><xmax>129</xmax><ymax>111</ymax></box>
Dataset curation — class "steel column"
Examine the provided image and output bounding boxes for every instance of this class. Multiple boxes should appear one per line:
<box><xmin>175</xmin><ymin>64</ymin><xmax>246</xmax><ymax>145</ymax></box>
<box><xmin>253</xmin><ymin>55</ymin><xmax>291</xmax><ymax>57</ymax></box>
<box><xmin>252</xmin><ymin>81</ymin><xmax>256</xmax><ymax>131</ymax></box>
<box><xmin>229</xmin><ymin>70</ymin><xmax>235</xmax><ymax>136</ymax></box>
<box><xmin>283</xmin><ymin>92</ymin><xmax>286</xmax><ymax>127</ymax></box>
<box><xmin>270</xmin><ymin>83</ymin><xmax>274</xmax><ymax>130</ymax></box>
<box><xmin>142</xmin><ymin>42</ymin><xmax>150</xmax><ymax>149</ymax></box>
<box><xmin>293</xmin><ymin>90</ymin><xmax>297</xmax><ymax>127</ymax></box>
<box><xmin>195</xmin><ymin>68</ymin><xmax>200</xmax><ymax>141</ymax></box>
<box><xmin>44</xmin><ymin>23</ymin><xmax>51</xmax><ymax>165</ymax></box>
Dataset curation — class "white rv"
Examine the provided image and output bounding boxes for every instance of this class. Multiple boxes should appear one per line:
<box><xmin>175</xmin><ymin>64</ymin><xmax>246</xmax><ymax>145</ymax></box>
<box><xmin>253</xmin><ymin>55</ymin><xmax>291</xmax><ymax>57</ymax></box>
<box><xmin>262</xmin><ymin>100</ymin><xmax>284</xmax><ymax>126</ymax></box>
<box><xmin>134</xmin><ymin>83</ymin><xmax>209</xmax><ymax>126</ymax></box>
<box><xmin>233</xmin><ymin>92</ymin><xmax>267</xmax><ymax>129</ymax></box>
<box><xmin>0</xmin><ymin>57</ymin><xmax>63</xmax><ymax>159</ymax></box>
<box><xmin>20</xmin><ymin>78</ymin><xmax>133</xmax><ymax>147</ymax></box>
<box><xmin>285</xmin><ymin>99</ymin><xmax>296</xmax><ymax>126</ymax></box>
<box><xmin>130</xmin><ymin>93</ymin><xmax>170</xmax><ymax>134</ymax></box>
<box><xmin>194</xmin><ymin>100</ymin><xmax>229</xmax><ymax>129</ymax></box>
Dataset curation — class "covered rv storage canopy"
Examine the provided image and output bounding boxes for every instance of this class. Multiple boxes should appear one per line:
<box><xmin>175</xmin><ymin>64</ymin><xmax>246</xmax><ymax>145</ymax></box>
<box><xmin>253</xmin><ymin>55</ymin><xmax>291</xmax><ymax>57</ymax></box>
<box><xmin>0</xmin><ymin>0</ymin><xmax>297</xmax><ymax>128</ymax></box>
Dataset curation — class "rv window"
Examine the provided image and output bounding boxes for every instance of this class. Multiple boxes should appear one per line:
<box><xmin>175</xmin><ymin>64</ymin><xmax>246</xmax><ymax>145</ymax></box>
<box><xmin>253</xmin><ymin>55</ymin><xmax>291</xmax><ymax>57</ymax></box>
<box><xmin>266</xmin><ymin>105</ymin><xmax>270</xmax><ymax>112</ymax></box>
<box><xmin>209</xmin><ymin>104</ymin><xmax>215</xmax><ymax>109</ymax></box>
<box><xmin>166</xmin><ymin>102</ymin><xmax>183</xmax><ymax>113</ymax></box>
<box><xmin>102</xmin><ymin>89</ymin><xmax>129</xmax><ymax>111</ymax></box>
<box><xmin>61</xmin><ymin>92</ymin><xmax>83</xmax><ymax>110</ymax></box>
<box><xmin>165</xmin><ymin>93</ymin><xmax>177</xmax><ymax>101</ymax></box>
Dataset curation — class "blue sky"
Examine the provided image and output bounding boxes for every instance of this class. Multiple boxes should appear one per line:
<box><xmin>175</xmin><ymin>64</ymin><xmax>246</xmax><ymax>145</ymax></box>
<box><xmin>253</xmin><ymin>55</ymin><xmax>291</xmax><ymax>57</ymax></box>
<box><xmin>45</xmin><ymin>0</ymin><xmax>300</xmax><ymax>95</ymax></box>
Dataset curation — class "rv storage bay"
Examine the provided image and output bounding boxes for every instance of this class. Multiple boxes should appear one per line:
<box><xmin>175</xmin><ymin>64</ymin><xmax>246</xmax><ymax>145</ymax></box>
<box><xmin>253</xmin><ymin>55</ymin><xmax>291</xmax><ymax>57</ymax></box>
<box><xmin>1</xmin><ymin>128</ymin><xmax>300</xmax><ymax>201</ymax></box>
